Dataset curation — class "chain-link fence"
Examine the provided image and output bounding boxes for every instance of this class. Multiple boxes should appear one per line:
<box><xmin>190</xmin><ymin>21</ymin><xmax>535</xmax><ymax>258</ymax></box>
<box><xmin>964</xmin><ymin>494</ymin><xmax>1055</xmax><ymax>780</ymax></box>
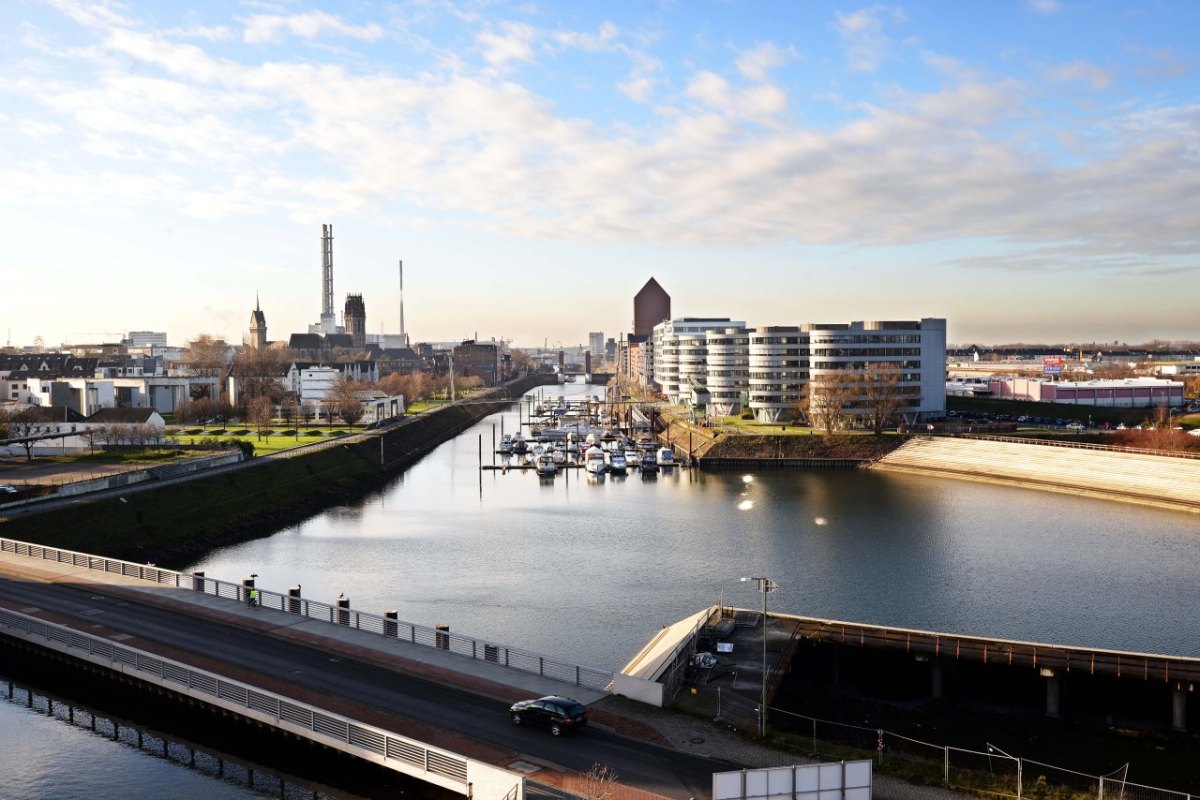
<box><xmin>751</xmin><ymin>706</ymin><xmax>1194</xmax><ymax>800</ymax></box>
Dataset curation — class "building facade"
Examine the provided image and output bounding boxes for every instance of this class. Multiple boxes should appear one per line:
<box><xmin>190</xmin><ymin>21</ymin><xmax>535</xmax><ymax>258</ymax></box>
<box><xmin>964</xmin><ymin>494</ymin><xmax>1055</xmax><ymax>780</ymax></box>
<box><xmin>633</xmin><ymin>278</ymin><xmax>671</xmax><ymax>337</ymax></box>
<box><xmin>748</xmin><ymin>326</ymin><xmax>807</xmax><ymax>422</ymax></box>
<box><xmin>707</xmin><ymin>327</ymin><xmax>750</xmax><ymax>416</ymax></box>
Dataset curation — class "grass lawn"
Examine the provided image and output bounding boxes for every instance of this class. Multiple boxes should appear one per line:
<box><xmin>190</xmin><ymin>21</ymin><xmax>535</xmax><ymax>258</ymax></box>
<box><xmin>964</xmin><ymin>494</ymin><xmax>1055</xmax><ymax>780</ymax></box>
<box><xmin>168</xmin><ymin>428</ymin><xmax>354</xmax><ymax>456</ymax></box>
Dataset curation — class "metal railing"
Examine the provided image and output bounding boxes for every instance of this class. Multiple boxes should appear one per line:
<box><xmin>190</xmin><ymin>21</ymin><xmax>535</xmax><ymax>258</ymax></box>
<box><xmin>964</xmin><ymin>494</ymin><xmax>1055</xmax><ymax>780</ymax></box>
<box><xmin>957</xmin><ymin>433</ymin><xmax>1200</xmax><ymax>461</ymax></box>
<box><xmin>0</xmin><ymin>537</ymin><xmax>614</xmax><ymax>692</ymax></box>
<box><xmin>0</xmin><ymin>607</ymin><xmax>479</xmax><ymax>792</ymax></box>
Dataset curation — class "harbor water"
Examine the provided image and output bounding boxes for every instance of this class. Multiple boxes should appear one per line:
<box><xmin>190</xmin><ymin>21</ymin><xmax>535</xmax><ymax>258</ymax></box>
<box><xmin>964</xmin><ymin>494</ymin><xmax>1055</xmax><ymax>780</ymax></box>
<box><xmin>185</xmin><ymin>381</ymin><xmax>1200</xmax><ymax>670</ymax></box>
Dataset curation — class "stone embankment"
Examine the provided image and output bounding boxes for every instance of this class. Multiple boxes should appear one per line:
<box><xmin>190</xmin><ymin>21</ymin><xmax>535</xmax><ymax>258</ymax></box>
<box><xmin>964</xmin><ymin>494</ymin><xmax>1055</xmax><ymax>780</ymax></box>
<box><xmin>875</xmin><ymin>435</ymin><xmax>1200</xmax><ymax>513</ymax></box>
<box><xmin>0</xmin><ymin>375</ymin><xmax>558</xmax><ymax>567</ymax></box>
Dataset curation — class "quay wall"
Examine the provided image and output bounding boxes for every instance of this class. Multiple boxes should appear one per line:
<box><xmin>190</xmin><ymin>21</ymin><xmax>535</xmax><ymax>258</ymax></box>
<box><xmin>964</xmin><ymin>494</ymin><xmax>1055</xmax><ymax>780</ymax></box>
<box><xmin>0</xmin><ymin>375</ymin><xmax>558</xmax><ymax>568</ymax></box>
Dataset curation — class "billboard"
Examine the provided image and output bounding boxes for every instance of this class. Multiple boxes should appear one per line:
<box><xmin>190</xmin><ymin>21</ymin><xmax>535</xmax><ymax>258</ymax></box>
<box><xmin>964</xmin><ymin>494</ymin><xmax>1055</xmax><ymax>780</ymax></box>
<box><xmin>1043</xmin><ymin>355</ymin><xmax>1063</xmax><ymax>376</ymax></box>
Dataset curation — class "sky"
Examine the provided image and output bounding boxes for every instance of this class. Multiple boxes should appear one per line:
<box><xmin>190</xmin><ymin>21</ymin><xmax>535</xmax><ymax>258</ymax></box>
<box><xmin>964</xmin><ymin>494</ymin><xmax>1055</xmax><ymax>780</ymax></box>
<box><xmin>2</xmin><ymin>0</ymin><xmax>1197</xmax><ymax>350</ymax></box>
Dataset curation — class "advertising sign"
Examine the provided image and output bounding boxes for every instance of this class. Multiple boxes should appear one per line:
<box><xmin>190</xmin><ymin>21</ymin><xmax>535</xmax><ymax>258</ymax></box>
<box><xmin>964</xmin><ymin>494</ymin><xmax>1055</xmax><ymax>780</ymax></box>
<box><xmin>1043</xmin><ymin>355</ymin><xmax>1063</xmax><ymax>376</ymax></box>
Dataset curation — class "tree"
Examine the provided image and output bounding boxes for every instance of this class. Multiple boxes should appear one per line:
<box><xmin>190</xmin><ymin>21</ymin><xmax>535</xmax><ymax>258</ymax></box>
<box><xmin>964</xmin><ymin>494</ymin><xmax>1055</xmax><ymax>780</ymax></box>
<box><xmin>510</xmin><ymin>349</ymin><xmax>537</xmax><ymax>375</ymax></box>
<box><xmin>233</xmin><ymin>347</ymin><xmax>292</xmax><ymax>405</ymax></box>
<box><xmin>325</xmin><ymin>376</ymin><xmax>366</xmax><ymax>426</ymax></box>
<box><xmin>860</xmin><ymin>362</ymin><xmax>905</xmax><ymax>435</ymax></box>
<box><xmin>247</xmin><ymin>396</ymin><xmax>274</xmax><ymax>441</ymax></box>
<box><xmin>186</xmin><ymin>334</ymin><xmax>230</xmax><ymax>377</ymax></box>
<box><xmin>3</xmin><ymin>408</ymin><xmax>44</xmax><ymax>461</ymax></box>
<box><xmin>1186</xmin><ymin>375</ymin><xmax>1200</xmax><ymax>400</ymax></box>
<box><xmin>807</xmin><ymin>370</ymin><xmax>857</xmax><ymax>435</ymax></box>
<box><xmin>280</xmin><ymin>396</ymin><xmax>303</xmax><ymax>439</ymax></box>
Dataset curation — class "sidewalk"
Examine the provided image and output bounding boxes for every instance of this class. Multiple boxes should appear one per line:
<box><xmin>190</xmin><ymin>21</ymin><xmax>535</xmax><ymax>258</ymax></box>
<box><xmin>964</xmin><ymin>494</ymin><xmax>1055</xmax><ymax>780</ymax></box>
<box><xmin>0</xmin><ymin>548</ymin><xmax>960</xmax><ymax>800</ymax></box>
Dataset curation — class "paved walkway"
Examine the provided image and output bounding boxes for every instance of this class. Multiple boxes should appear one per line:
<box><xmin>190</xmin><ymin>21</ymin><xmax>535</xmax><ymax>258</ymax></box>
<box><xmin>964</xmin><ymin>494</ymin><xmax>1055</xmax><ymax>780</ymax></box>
<box><xmin>0</xmin><ymin>548</ymin><xmax>961</xmax><ymax>800</ymax></box>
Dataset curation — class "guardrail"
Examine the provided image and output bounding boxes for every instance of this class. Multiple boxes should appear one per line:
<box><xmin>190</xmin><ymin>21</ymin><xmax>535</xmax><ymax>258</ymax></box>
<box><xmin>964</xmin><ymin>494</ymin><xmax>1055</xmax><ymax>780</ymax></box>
<box><xmin>957</xmin><ymin>433</ymin><xmax>1200</xmax><ymax>460</ymax></box>
<box><xmin>0</xmin><ymin>537</ymin><xmax>614</xmax><ymax>693</ymax></box>
<box><xmin>0</xmin><ymin>608</ymin><xmax>522</xmax><ymax>799</ymax></box>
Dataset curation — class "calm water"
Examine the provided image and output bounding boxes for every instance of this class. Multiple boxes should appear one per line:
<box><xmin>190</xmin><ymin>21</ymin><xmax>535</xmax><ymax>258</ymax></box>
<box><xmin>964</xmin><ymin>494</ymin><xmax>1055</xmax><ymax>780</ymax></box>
<box><xmin>0</xmin><ymin>672</ymin><xmax>305</xmax><ymax>800</ymax></box>
<box><xmin>186</xmin><ymin>382</ymin><xmax>1200</xmax><ymax>670</ymax></box>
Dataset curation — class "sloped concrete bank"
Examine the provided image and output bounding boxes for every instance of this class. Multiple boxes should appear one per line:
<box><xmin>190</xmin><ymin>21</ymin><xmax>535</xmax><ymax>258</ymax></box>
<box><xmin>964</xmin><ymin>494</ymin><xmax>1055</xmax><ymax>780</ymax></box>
<box><xmin>0</xmin><ymin>376</ymin><xmax>556</xmax><ymax>568</ymax></box>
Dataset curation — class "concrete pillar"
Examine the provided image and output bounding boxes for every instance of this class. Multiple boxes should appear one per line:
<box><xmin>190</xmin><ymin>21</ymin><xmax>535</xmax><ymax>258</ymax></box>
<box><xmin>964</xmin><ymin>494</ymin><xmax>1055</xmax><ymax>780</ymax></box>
<box><xmin>931</xmin><ymin>659</ymin><xmax>943</xmax><ymax>700</ymax></box>
<box><xmin>1172</xmin><ymin>682</ymin><xmax>1189</xmax><ymax>733</ymax></box>
<box><xmin>1043</xmin><ymin>669</ymin><xmax>1060</xmax><ymax>718</ymax></box>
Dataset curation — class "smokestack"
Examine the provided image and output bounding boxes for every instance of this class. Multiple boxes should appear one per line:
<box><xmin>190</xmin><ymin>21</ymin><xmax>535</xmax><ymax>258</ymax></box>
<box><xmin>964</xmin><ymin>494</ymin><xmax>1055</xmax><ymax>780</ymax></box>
<box><xmin>320</xmin><ymin>224</ymin><xmax>336</xmax><ymax>333</ymax></box>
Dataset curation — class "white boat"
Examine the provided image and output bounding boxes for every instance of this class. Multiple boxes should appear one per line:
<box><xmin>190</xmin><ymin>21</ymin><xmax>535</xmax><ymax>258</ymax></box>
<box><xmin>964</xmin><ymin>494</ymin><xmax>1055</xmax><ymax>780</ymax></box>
<box><xmin>605</xmin><ymin>450</ymin><xmax>628</xmax><ymax>474</ymax></box>
<box><xmin>535</xmin><ymin>452</ymin><xmax>557</xmax><ymax>476</ymax></box>
<box><xmin>656</xmin><ymin>447</ymin><xmax>675</xmax><ymax>468</ymax></box>
<box><xmin>498</xmin><ymin>434</ymin><xmax>513</xmax><ymax>454</ymax></box>
<box><xmin>512</xmin><ymin>433</ymin><xmax>529</xmax><ymax>454</ymax></box>
<box><xmin>625</xmin><ymin>448</ymin><xmax>641</xmax><ymax>468</ymax></box>
<box><xmin>584</xmin><ymin>446</ymin><xmax>607</xmax><ymax>475</ymax></box>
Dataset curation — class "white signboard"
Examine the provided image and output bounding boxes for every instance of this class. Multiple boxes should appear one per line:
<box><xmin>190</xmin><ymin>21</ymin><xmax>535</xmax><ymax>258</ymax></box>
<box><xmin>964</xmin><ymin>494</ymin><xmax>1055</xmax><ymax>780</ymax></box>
<box><xmin>713</xmin><ymin>761</ymin><xmax>872</xmax><ymax>800</ymax></box>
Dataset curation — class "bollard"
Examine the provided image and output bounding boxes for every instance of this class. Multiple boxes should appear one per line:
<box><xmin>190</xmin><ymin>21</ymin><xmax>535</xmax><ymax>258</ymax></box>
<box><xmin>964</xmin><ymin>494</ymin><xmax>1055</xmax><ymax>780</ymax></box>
<box><xmin>192</xmin><ymin>571</ymin><xmax>205</xmax><ymax>592</ymax></box>
<box><xmin>435</xmin><ymin>624</ymin><xmax>450</xmax><ymax>650</ymax></box>
<box><xmin>241</xmin><ymin>577</ymin><xmax>256</xmax><ymax>606</ymax></box>
<box><xmin>384</xmin><ymin>610</ymin><xmax>398</xmax><ymax>637</ymax></box>
<box><xmin>336</xmin><ymin>596</ymin><xmax>350</xmax><ymax>625</ymax></box>
<box><xmin>287</xmin><ymin>586</ymin><xmax>302</xmax><ymax>614</ymax></box>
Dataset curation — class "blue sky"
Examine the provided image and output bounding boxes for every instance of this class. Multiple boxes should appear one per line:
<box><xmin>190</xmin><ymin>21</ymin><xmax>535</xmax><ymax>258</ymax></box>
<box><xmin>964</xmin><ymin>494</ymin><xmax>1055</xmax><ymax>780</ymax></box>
<box><xmin>2</xmin><ymin>0</ymin><xmax>1197</xmax><ymax>349</ymax></box>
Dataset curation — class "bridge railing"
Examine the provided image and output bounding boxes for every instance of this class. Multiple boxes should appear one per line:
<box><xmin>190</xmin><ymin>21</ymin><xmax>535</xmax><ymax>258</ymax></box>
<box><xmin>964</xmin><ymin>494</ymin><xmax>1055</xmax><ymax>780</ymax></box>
<box><xmin>0</xmin><ymin>607</ymin><xmax>522</xmax><ymax>799</ymax></box>
<box><xmin>0</xmin><ymin>537</ymin><xmax>614</xmax><ymax>693</ymax></box>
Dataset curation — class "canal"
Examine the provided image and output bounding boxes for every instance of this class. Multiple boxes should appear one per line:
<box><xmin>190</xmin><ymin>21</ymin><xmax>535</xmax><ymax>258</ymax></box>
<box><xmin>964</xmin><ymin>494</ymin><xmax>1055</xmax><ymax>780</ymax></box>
<box><xmin>185</xmin><ymin>381</ymin><xmax>1200</xmax><ymax>670</ymax></box>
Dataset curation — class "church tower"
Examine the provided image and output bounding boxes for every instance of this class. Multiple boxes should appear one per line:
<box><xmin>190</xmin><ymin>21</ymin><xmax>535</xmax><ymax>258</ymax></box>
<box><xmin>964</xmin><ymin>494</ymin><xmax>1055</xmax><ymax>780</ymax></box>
<box><xmin>249</xmin><ymin>295</ymin><xmax>267</xmax><ymax>350</ymax></box>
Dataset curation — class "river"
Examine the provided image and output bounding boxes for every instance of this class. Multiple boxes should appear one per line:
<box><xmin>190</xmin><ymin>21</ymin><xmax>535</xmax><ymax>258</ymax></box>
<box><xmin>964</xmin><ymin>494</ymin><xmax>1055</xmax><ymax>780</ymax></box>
<box><xmin>184</xmin><ymin>381</ymin><xmax>1200</xmax><ymax>670</ymax></box>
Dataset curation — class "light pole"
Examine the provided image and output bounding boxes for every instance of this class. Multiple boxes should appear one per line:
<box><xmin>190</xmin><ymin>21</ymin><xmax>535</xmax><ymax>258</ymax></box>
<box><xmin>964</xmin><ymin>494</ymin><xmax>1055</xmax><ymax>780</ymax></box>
<box><xmin>741</xmin><ymin>575</ymin><xmax>776</xmax><ymax>737</ymax></box>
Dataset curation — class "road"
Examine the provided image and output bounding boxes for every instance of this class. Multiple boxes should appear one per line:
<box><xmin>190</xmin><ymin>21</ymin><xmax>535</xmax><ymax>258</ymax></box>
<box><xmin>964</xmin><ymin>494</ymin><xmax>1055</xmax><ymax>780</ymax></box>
<box><xmin>0</xmin><ymin>575</ymin><xmax>724</xmax><ymax>799</ymax></box>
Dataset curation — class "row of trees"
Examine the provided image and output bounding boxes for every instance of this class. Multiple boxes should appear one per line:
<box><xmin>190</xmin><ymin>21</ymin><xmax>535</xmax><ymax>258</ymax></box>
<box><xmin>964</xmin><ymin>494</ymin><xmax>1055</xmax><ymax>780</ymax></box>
<box><xmin>796</xmin><ymin>364</ymin><xmax>909</xmax><ymax>435</ymax></box>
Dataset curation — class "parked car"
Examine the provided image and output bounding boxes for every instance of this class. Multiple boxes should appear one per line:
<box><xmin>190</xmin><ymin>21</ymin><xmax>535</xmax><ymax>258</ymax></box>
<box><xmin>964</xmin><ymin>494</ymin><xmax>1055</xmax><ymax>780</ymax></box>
<box><xmin>509</xmin><ymin>695</ymin><xmax>588</xmax><ymax>736</ymax></box>
<box><xmin>0</xmin><ymin>485</ymin><xmax>18</xmax><ymax>494</ymax></box>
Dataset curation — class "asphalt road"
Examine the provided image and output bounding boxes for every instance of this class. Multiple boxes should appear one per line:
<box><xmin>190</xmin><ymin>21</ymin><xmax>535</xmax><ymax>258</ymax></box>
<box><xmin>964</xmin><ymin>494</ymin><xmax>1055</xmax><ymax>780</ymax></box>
<box><xmin>0</xmin><ymin>576</ymin><xmax>724</xmax><ymax>799</ymax></box>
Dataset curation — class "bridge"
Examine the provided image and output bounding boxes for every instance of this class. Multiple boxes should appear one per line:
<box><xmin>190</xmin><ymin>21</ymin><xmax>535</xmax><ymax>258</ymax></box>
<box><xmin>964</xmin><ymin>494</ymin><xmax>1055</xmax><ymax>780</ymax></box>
<box><xmin>0</xmin><ymin>537</ymin><xmax>726</xmax><ymax>800</ymax></box>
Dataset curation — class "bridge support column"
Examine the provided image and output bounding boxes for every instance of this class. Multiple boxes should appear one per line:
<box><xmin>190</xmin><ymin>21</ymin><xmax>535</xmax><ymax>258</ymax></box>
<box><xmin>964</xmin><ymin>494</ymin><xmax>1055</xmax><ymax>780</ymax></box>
<box><xmin>1172</xmin><ymin>682</ymin><xmax>1189</xmax><ymax>733</ymax></box>
<box><xmin>1041</xmin><ymin>668</ymin><xmax>1060</xmax><ymax>718</ymax></box>
<box><xmin>931</xmin><ymin>658</ymin><xmax>943</xmax><ymax>700</ymax></box>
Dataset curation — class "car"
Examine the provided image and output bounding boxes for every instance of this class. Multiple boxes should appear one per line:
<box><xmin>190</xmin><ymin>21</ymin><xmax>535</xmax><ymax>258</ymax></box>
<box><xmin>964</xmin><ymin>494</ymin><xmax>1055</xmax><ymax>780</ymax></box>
<box><xmin>0</xmin><ymin>485</ymin><xmax>18</xmax><ymax>494</ymax></box>
<box><xmin>1065</xmin><ymin>422</ymin><xmax>1085</xmax><ymax>431</ymax></box>
<box><xmin>509</xmin><ymin>695</ymin><xmax>588</xmax><ymax>736</ymax></box>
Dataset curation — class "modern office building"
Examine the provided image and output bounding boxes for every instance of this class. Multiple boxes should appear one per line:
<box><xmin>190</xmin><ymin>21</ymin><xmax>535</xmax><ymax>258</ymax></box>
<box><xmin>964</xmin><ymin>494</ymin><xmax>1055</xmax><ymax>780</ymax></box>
<box><xmin>748</xmin><ymin>326</ymin><xmax>808</xmax><ymax>422</ymax></box>
<box><xmin>707</xmin><ymin>327</ymin><xmax>751</xmax><ymax>416</ymax></box>
<box><xmin>588</xmin><ymin>332</ymin><xmax>604</xmax><ymax>363</ymax></box>
<box><xmin>651</xmin><ymin>317</ymin><xmax>744</xmax><ymax>406</ymax></box>
<box><xmin>806</xmin><ymin>318</ymin><xmax>947</xmax><ymax>423</ymax></box>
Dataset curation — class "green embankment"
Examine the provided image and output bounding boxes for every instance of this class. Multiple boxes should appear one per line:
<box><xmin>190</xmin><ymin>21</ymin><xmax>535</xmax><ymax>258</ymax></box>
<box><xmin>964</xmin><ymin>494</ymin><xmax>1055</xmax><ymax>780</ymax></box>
<box><xmin>0</xmin><ymin>386</ymin><xmax>544</xmax><ymax>569</ymax></box>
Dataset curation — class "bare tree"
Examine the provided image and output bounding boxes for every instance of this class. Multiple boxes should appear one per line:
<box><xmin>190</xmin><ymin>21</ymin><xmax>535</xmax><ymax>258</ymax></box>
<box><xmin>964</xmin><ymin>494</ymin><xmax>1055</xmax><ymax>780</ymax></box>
<box><xmin>3</xmin><ymin>408</ymin><xmax>44</xmax><ymax>461</ymax></box>
<box><xmin>860</xmin><ymin>362</ymin><xmax>904</xmax><ymax>435</ymax></box>
<box><xmin>807</xmin><ymin>370</ymin><xmax>857</xmax><ymax>434</ymax></box>
<box><xmin>325</xmin><ymin>376</ymin><xmax>367</xmax><ymax>426</ymax></box>
<box><xmin>280</xmin><ymin>396</ymin><xmax>303</xmax><ymax>439</ymax></box>
<box><xmin>186</xmin><ymin>334</ymin><xmax>230</xmax><ymax>377</ymax></box>
<box><xmin>233</xmin><ymin>347</ymin><xmax>292</xmax><ymax>405</ymax></box>
<box><xmin>247</xmin><ymin>396</ymin><xmax>274</xmax><ymax>441</ymax></box>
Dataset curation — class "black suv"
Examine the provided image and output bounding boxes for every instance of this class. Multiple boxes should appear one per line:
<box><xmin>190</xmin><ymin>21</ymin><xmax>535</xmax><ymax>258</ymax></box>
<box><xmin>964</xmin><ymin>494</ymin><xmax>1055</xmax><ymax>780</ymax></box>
<box><xmin>509</xmin><ymin>695</ymin><xmax>588</xmax><ymax>736</ymax></box>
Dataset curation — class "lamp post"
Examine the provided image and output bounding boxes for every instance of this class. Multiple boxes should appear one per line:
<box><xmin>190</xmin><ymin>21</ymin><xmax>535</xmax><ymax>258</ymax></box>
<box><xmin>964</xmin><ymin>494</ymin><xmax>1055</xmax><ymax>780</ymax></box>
<box><xmin>741</xmin><ymin>575</ymin><xmax>777</xmax><ymax>737</ymax></box>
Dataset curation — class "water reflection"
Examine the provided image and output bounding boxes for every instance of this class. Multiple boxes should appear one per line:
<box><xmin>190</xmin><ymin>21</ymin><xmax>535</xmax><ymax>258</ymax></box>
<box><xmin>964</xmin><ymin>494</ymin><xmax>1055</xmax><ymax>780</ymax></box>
<box><xmin>188</xmin><ymin>383</ymin><xmax>1200</xmax><ymax>668</ymax></box>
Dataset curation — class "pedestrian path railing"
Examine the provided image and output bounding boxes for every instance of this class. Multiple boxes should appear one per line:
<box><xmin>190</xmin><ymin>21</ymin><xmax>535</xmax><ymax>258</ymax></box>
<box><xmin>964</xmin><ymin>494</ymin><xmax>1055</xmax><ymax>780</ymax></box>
<box><xmin>0</xmin><ymin>607</ymin><xmax>522</xmax><ymax>799</ymax></box>
<box><xmin>0</xmin><ymin>537</ymin><xmax>614</xmax><ymax>692</ymax></box>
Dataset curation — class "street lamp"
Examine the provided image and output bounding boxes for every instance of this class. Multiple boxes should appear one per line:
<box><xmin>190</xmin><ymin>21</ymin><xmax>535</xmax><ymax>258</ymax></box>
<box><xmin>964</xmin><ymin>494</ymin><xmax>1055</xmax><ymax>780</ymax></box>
<box><xmin>741</xmin><ymin>575</ymin><xmax>777</xmax><ymax>737</ymax></box>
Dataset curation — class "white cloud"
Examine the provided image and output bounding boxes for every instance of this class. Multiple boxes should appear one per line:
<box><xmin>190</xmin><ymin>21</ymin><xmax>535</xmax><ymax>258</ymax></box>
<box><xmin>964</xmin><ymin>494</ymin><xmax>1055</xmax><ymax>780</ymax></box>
<box><xmin>242</xmin><ymin>12</ymin><xmax>384</xmax><ymax>45</ymax></box>
<box><xmin>478</xmin><ymin>21</ymin><xmax>537</xmax><ymax>67</ymax></box>
<box><xmin>1048</xmin><ymin>60</ymin><xmax>1112</xmax><ymax>91</ymax></box>
<box><xmin>551</xmin><ymin>21</ymin><xmax>619</xmax><ymax>51</ymax></box>
<box><xmin>1026</xmin><ymin>0</ymin><xmax>1063</xmax><ymax>14</ymax></box>
<box><xmin>834</xmin><ymin>5</ymin><xmax>898</xmax><ymax>73</ymax></box>
<box><xmin>6</xmin><ymin>0</ymin><xmax>1197</xmax><ymax>271</ymax></box>
<box><xmin>736</xmin><ymin>42</ymin><xmax>797</xmax><ymax>81</ymax></box>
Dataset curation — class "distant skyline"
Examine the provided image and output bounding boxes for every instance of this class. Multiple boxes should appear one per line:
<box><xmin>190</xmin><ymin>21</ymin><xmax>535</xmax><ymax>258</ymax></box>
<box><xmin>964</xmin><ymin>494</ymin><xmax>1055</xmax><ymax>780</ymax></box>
<box><xmin>3</xmin><ymin>1</ymin><xmax>1197</xmax><ymax>349</ymax></box>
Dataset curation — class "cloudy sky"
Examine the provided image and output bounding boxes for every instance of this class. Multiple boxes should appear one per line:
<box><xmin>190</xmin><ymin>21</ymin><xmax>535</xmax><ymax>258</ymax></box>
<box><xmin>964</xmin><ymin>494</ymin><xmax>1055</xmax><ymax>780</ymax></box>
<box><xmin>2</xmin><ymin>0</ymin><xmax>1197</xmax><ymax>349</ymax></box>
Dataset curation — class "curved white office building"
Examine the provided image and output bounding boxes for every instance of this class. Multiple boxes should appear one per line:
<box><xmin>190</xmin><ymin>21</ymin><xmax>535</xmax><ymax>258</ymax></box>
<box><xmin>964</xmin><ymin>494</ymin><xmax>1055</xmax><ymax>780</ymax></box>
<box><xmin>706</xmin><ymin>327</ymin><xmax>750</xmax><ymax>416</ymax></box>
<box><xmin>748</xmin><ymin>326</ymin><xmax>809</xmax><ymax>423</ymax></box>
<box><xmin>652</xmin><ymin>318</ymin><xmax>742</xmax><ymax>406</ymax></box>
